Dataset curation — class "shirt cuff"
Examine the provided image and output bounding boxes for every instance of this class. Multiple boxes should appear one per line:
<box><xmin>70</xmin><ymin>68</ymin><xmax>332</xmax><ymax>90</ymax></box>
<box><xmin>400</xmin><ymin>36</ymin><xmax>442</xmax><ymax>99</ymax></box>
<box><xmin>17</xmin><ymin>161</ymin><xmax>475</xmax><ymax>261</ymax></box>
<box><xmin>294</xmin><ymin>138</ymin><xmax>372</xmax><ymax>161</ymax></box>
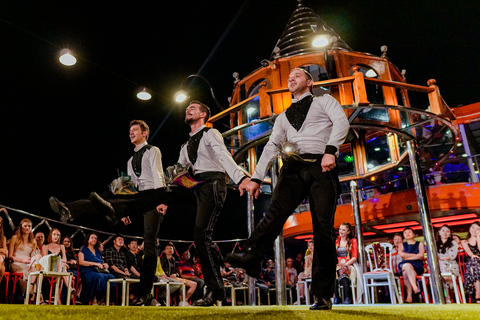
<box><xmin>324</xmin><ymin>145</ymin><xmax>337</xmax><ymax>155</ymax></box>
<box><xmin>238</xmin><ymin>176</ymin><xmax>248</xmax><ymax>185</ymax></box>
<box><xmin>251</xmin><ymin>178</ymin><xmax>263</xmax><ymax>185</ymax></box>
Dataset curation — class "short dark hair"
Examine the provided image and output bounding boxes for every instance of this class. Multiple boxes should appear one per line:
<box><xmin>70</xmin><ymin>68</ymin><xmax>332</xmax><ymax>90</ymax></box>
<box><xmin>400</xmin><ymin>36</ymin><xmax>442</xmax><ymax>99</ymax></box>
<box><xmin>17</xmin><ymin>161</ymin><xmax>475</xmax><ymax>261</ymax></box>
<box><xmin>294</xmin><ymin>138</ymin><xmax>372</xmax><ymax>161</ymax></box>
<box><xmin>113</xmin><ymin>234</ymin><xmax>124</xmax><ymax>241</ymax></box>
<box><xmin>129</xmin><ymin>119</ymin><xmax>150</xmax><ymax>140</ymax></box>
<box><xmin>189</xmin><ymin>100</ymin><xmax>211</xmax><ymax>122</ymax></box>
<box><xmin>127</xmin><ymin>238</ymin><xmax>138</xmax><ymax>245</ymax></box>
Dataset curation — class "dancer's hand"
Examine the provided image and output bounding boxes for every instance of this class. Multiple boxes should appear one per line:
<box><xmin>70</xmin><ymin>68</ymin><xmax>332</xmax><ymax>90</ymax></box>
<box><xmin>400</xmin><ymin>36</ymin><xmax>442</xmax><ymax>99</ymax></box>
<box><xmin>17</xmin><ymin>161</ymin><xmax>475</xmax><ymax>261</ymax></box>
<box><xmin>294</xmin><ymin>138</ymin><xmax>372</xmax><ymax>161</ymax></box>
<box><xmin>238</xmin><ymin>177</ymin><xmax>251</xmax><ymax>196</ymax></box>
<box><xmin>157</xmin><ymin>204</ymin><xmax>168</xmax><ymax>215</ymax></box>
<box><xmin>246</xmin><ymin>181</ymin><xmax>261</xmax><ymax>199</ymax></box>
<box><xmin>121</xmin><ymin>216</ymin><xmax>132</xmax><ymax>225</ymax></box>
<box><xmin>321</xmin><ymin>154</ymin><xmax>336</xmax><ymax>172</ymax></box>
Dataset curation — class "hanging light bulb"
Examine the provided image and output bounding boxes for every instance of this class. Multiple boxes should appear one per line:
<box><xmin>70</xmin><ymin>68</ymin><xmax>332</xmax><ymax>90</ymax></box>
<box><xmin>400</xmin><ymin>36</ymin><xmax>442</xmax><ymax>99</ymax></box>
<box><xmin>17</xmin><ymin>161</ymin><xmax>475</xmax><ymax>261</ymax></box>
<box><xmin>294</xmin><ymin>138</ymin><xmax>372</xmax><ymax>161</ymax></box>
<box><xmin>174</xmin><ymin>90</ymin><xmax>189</xmax><ymax>103</ymax></box>
<box><xmin>59</xmin><ymin>49</ymin><xmax>77</xmax><ymax>66</ymax></box>
<box><xmin>137</xmin><ymin>88</ymin><xmax>151</xmax><ymax>101</ymax></box>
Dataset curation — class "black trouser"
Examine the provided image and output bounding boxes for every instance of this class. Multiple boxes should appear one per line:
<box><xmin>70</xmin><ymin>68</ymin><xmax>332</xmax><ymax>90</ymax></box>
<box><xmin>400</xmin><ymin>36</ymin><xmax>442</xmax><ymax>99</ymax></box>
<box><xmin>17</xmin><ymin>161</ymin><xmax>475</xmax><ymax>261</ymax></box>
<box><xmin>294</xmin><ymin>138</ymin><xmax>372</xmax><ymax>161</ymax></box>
<box><xmin>67</xmin><ymin>189</ymin><xmax>169</xmax><ymax>298</ymax></box>
<box><xmin>66</xmin><ymin>188</ymin><xmax>170</xmax><ymax>220</ymax></box>
<box><xmin>334</xmin><ymin>277</ymin><xmax>352</xmax><ymax>302</ymax></box>
<box><xmin>138</xmin><ymin>209</ymin><xmax>164</xmax><ymax>297</ymax></box>
<box><xmin>193</xmin><ymin>172</ymin><xmax>227</xmax><ymax>296</ymax></box>
<box><xmin>243</xmin><ymin>156</ymin><xmax>340</xmax><ymax>299</ymax></box>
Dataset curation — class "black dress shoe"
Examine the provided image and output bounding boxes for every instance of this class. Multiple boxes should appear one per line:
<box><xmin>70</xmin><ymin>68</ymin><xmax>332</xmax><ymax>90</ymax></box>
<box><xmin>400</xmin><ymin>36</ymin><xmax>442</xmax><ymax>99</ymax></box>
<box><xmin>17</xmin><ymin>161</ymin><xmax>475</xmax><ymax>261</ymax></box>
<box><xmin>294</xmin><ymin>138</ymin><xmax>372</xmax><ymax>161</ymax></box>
<box><xmin>310</xmin><ymin>297</ymin><xmax>332</xmax><ymax>310</ymax></box>
<box><xmin>89</xmin><ymin>192</ymin><xmax>117</xmax><ymax>225</ymax></box>
<box><xmin>225</xmin><ymin>251</ymin><xmax>261</xmax><ymax>278</ymax></box>
<box><xmin>49</xmin><ymin>196</ymin><xmax>73</xmax><ymax>223</ymax></box>
<box><xmin>414</xmin><ymin>291</ymin><xmax>423</xmax><ymax>303</ymax></box>
<box><xmin>193</xmin><ymin>289</ymin><xmax>225</xmax><ymax>306</ymax></box>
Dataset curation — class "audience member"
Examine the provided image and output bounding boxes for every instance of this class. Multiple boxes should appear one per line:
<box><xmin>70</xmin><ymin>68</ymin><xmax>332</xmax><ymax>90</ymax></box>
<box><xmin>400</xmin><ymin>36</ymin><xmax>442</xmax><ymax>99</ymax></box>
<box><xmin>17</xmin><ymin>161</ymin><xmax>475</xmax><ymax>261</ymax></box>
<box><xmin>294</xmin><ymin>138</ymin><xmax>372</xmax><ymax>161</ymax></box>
<box><xmin>461</xmin><ymin>222</ymin><xmax>480</xmax><ymax>303</ymax></box>
<box><xmin>193</xmin><ymin>255</ymin><xmax>203</xmax><ymax>279</ymax></box>
<box><xmin>62</xmin><ymin>236</ymin><xmax>78</xmax><ymax>277</ymax></box>
<box><xmin>285</xmin><ymin>258</ymin><xmax>297</xmax><ymax>303</ymax></box>
<box><xmin>390</xmin><ymin>233</ymin><xmax>403</xmax><ymax>276</ymax></box>
<box><xmin>9</xmin><ymin>218</ymin><xmax>42</xmax><ymax>302</ymax></box>
<box><xmin>398</xmin><ymin>227</ymin><xmax>425</xmax><ymax>303</ymax></box>
<box><xmin>436</xmin><ymin>224</ymin><xmax>461</xmax><ymax>303</ymax></box>
<box><xmin>293</xmin><ymin>252</ymin><xmax>304</xmax><ymax>275</ymax></box>
<box><xmin>0</xmin><ymin>216</ymin><xmax>7</xmax><ymax>283</ymax></box>
<box><xmin>452</xmin><ymin>235</ymin><xmax>465</xmax><ymax>254</ymax></box>
<box><xmin>125</xmin><ymin>239</ymin><xmax>142</xmax><ymax>279</ymax></box>
<box><xmin>105</xmin><ymin>234</ymin><xmax>130</xmax><ymax>278</ymax></box>
<box><xmin>78</xmin><ymin>232</ymin><xmax>114</xmax><ymax>305</ymax></box>
<box><xmin>178</xmin><ymin>250</ymin><xmax>205</xmax><ymax>301</ymax></box>
<box><xmin>160</xmin><ymin>243</ymin><xmax>196</xmax><ymax>306</ymax></box>
<box><xmin>35</xmin><ymin>231</ymin><xmax>45</xmax><ymax>252</ymax></box>
<box><xmin>42</xmin><ymin>228</ymin><xmax>70</xmax><ymax>304</ymax></box>
<box><xmin>334</xmin><ymin>223</ymin><xmax>358</xmax><ymax>304</ymax></box>
<box><xmin>296</xmin><ymin>240</ymin><xmax>314</xmax><ymax>304</ymax></box>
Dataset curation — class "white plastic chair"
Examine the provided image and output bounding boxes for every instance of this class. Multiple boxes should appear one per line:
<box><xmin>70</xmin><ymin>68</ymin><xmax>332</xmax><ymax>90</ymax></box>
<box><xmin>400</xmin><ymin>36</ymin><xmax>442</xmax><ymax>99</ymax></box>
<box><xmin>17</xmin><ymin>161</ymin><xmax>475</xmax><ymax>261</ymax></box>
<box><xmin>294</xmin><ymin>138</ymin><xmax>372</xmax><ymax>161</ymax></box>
<box><xmin>363</xmin><ymin>242</ymin><xmax>402</xmax><ymax>304</ymax></box>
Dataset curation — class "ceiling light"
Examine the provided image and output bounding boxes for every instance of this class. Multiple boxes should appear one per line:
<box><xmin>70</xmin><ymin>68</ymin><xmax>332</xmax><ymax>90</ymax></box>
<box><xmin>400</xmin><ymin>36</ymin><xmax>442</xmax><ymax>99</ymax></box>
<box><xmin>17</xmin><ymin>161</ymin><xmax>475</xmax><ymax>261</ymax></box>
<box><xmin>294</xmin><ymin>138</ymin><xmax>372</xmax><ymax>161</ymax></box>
<box><xmin>59</xmin><ymin>49</ymin><xmax>77</xmax><ymax>66</ymax></box>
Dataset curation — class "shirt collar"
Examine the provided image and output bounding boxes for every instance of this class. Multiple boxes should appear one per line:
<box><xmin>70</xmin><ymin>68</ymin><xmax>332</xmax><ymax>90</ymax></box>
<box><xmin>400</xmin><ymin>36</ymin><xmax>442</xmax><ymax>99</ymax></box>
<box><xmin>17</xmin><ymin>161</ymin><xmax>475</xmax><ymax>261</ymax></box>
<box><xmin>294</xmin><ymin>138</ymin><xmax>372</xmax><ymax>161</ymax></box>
<box><xmin>189</xmin><ymin>124</ymin><xmax>206</xmax><ymax>137</ymax></box>
<box><xmin>134</xmin><ymin>141</ymin><xmax>148</xmax><ymax>152</ymax></box>
<box><xmin>292</xmin><ymin>92</ymin><xmax>313</xmax><ymax>103</ymax></box>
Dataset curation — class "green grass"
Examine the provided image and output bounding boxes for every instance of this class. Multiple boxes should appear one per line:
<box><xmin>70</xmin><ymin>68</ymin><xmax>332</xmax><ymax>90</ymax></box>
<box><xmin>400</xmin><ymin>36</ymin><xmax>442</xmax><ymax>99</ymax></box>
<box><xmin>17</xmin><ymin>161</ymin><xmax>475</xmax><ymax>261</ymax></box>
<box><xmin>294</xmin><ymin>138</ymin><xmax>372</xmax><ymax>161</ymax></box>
<box><xmin>1</xmin><ymin>304</ymin><xmax>480</xmax><ymax>320</ymax></box>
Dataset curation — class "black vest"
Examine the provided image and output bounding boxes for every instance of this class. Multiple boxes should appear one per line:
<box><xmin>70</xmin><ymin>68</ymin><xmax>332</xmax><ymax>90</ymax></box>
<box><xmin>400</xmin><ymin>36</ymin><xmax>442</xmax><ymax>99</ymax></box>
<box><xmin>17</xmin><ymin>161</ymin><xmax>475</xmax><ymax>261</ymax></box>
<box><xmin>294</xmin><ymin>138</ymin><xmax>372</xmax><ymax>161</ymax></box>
<box><xmin>132</xmin><ymin>144</ymin><xmax>153</xmax><ymax>177</ymax></box>
<box><xmin>285</xmin><ymin>95</ymin><xmax>314</xmax><ymax>131</ymax></box>
<box><xmin>187</xmin><ymin>127</ymin><xmax>211</xmax><ymax>165</ymax></box>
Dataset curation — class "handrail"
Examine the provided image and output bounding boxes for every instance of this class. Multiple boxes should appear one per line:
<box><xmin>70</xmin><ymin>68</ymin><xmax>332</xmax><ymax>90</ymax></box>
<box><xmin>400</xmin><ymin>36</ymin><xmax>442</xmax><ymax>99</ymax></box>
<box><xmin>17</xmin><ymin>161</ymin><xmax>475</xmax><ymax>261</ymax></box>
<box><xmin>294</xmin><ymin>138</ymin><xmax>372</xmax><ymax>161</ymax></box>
<box><xmin>208</xmin><ymin>94</ymin><xmax>259</xmax><ymax>123</ymax></box>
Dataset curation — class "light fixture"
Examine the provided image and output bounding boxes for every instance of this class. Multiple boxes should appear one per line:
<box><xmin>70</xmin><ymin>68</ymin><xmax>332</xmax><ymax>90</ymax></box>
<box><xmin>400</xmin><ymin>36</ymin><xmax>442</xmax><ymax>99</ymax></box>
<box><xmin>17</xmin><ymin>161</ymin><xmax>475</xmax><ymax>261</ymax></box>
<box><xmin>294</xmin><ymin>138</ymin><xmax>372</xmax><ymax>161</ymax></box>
<box><xmin>173</xmin><ymin>74</ymin><xmax>225</xmax><ymax>110</ymax></box>
<box><xmin>398</xmin><ymin>167</ymin><xmax>404</xmax><ymax>171</ymax></box>
<box><xmin>137</xmin><ymin>88</ymin><xmax>151</xmax><ymax>101</ymax></box>
<box><xmin>59</xmin><ymin>49</ymin><xmax>77</xmax><ymax>66</ymax></box>
<box><xmin>312</xmin><ymin>34</ymin><xmax>330</xmax><ymax>48</ymax></box>
<box><xmin>365</xmin><ymin>69</ymin><xmax>378</xmax><ymax>78</ymax></box>
<box><xmin>174</xmin><ymin>90</ymin><xmax>189</xmax><ymax>103</ymax></box>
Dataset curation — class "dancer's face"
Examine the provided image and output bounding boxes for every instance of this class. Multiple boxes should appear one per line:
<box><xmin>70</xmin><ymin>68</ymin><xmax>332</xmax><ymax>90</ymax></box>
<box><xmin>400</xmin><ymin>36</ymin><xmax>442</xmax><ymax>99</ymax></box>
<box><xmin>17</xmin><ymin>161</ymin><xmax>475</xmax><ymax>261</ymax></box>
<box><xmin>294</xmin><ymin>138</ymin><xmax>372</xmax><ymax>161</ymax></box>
<box><xmin>288</xmin><ymin>69</ymin><xmax>312</xmax><ymax>97</ymax></box>
<box><xmin>185</xmin><ymin>103</ymin><xmax>206</xmax><ymax>125</ymax></box>
<box><xmin>129</xmin><ymin>124</ymin><xmax>147</xmax><ymax>145</ymax></box>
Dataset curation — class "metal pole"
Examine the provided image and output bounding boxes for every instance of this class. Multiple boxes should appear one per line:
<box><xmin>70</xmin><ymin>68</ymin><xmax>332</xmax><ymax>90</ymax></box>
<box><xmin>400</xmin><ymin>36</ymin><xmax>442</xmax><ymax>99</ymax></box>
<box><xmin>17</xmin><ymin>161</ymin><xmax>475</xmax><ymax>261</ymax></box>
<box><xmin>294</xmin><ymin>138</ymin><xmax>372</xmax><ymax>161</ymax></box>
<box><xmin>406</xmin><ymin>139</ymin><xmax>445</xmax><ymax>304</ymax></box>
<box><xmin>246</xmin><ymin>192</ymin><xmax>256</xmax><ymax>306</ymax></box>
<box><xmin>350</xmin><ymin>180</ymin><xmax>366</xmax><ymax>275</ymax></box>
<box><xmin>271</xmin><ymin>159</ymin><xmax>287</xmax><ymax>305</ymax></box>
<box><xmin>459</xmin><ymin>124</ymin><xmax>479</xmax><ymax>183</ymax></box>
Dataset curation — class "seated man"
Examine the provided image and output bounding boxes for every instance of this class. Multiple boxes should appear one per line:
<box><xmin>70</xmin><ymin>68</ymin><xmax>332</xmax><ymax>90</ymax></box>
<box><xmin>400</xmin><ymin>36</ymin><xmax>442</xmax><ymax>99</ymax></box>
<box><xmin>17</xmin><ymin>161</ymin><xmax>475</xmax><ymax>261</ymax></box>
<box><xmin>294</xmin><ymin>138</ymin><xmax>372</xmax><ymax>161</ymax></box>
<box><xmin>125</xmin><ymin>239</ymin><xmax>142</xmax><ymax>279</ymax></box>
<box><xmin>443</xmin><ymin>154</ymin><xmax>470</xmax><ymax>183</ymax></box>
<box><xmin>160</xmin><ymin>243</ymin><xmax>197</xmax><ymax>306</ymax></box>
<box><xmin>178</xmin><ymin>250</ymin><xmax>205</xmax><ymax>301</ymax></box>
<box><xmin>105</xmin><ymin>235</ymin><xmax>130</xmax><ymax>278</ymax></box>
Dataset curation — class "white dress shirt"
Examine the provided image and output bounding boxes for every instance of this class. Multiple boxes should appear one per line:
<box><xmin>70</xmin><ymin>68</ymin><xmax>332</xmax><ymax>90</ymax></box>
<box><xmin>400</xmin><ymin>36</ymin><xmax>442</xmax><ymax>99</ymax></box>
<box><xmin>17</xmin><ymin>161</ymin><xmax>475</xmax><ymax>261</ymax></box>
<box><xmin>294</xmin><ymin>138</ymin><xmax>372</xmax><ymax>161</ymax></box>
<box><xmin>178</xmin><ymin>125</ymin><xmax>245</xmax><ymax>184</ymax></box>
<box><xmin>252</xmin><ymin>92</ymin><xmax>350</xmax><ymax>182</ymax></box>
<box><xmin>127</xmin><ymin>141</ymin><xmax>166</xmax><ymax>191</ymax></box>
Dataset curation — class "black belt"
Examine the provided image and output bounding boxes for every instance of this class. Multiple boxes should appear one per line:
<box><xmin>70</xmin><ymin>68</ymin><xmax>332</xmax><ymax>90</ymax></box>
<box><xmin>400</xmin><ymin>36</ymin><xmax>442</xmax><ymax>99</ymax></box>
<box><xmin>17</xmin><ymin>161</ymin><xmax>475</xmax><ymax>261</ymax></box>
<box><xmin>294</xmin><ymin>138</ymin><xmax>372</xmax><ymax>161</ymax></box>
<box><xmin>194</xmin><ymin>172</ymin><xmax>226</xmax><ymax>181</ymax></box>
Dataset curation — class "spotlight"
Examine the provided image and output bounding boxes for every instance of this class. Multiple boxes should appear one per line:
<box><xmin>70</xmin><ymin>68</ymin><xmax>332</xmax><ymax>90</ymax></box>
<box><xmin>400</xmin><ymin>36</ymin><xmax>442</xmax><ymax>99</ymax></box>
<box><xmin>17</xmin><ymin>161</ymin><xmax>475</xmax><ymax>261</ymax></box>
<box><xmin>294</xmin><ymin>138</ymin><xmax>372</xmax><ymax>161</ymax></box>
<box><xmin>59</xmin><ymin>49</ymin><xmax>77</xmax><ymax>66</ymax></box>
<box><xmin>137</xmin><ymin>88</ymin><xmax>151</xmax><ymax>101</ymax></box>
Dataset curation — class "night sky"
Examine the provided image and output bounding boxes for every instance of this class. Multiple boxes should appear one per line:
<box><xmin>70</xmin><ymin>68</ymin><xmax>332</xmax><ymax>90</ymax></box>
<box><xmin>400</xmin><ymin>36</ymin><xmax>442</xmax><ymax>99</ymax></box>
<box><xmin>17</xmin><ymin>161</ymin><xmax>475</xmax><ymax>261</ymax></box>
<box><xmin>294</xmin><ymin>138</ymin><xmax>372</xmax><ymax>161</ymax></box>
<box><xmin>1</xmin><ymin>0</ymin><xmax>479</xmax><ymax>245</ymax></box>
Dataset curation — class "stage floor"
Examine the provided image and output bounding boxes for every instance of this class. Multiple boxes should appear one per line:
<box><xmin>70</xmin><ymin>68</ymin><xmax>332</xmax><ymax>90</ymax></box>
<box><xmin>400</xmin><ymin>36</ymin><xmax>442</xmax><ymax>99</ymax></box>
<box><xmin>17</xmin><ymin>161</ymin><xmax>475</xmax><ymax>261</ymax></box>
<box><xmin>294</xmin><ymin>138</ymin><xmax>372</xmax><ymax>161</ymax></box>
<box><xmin>2</xmin><ymin>304</ymin><xmax>480</xmax><ymax>320</ymax></box>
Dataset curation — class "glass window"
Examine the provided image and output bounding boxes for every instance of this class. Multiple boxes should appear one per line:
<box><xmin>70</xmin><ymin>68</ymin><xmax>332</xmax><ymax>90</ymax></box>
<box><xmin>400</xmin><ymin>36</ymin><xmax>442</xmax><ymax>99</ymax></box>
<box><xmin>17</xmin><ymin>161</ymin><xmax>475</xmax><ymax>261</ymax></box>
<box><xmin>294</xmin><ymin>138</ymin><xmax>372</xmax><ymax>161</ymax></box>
<box><xmin>298</xmin><ymin>64</ymin><xmax>331</xmax><ymax>96</ymax></box>
<box><xmin>338</xmin><ymin>143</ymin><xmax>356</xmax><ymax>177</ymax></box>
<box><xmin>365</xmin><ymin>131</ymin><xmax>391</xmax><ymax>170</ymax></box>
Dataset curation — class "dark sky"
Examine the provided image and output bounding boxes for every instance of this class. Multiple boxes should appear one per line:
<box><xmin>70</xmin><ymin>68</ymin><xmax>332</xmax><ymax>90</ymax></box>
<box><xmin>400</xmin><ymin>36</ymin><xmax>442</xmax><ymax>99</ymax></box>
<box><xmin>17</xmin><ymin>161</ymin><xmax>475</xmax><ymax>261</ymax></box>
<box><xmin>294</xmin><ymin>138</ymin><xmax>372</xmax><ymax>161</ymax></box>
<box><xmin>1</xmin><ymin>0</ymin><xmax>479</xmax><ymax>239</ymax></box>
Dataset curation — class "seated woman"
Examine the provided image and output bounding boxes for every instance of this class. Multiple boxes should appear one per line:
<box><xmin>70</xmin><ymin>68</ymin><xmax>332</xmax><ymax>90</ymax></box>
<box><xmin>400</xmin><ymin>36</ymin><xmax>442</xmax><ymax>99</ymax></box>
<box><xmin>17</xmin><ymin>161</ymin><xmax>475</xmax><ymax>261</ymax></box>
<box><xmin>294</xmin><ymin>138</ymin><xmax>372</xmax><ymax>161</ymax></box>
<box><xmin>461</xmin><ymin>222</ymin><xmax>480</xmax><ymax>303</ymax></box>
<box><xmin>398</xmin><ymin>227</ymin><xmax>425</xmax><ymax>303</ymax></box>
<box><xmin>0</xmin><ymin>216</ymin><xmax>7</xmax><ymax>283</ymax></box>
<box><xmin>8</xmin><ymin>218</ymin><xmax>43</xmax><ymax>303</ymax></box>
<box><xmin>296</xmin><ymin>239</ymin><xmax>314</xmax><ymax>304</ymax></box>
<box><xmin>436</xmin><ymin>224</ymin><xmax>461</xmax><ymax>303</ymax></box>
<box><xmin>390</xmin><ymin>233</ymin><xmax>403</xmax><ymax>276</ymax></box>
<box><xmin>62</xmin><ymin>235</ymin><xmax>78</xmax><ymax>278</ymax></box>
<box><xmin>42</xmin><ymin>228</ymin><xmax>70</xmax><ymax>304</ymax></box>
<box><xmin>78</xmin><ymin>232</ymin><xmax>114</xmax><ymax>305</ymax></box>
<box><xmin>334</xmin><ymin>223</ymin><xmax>358</xmax><ymax>304</ymax></box>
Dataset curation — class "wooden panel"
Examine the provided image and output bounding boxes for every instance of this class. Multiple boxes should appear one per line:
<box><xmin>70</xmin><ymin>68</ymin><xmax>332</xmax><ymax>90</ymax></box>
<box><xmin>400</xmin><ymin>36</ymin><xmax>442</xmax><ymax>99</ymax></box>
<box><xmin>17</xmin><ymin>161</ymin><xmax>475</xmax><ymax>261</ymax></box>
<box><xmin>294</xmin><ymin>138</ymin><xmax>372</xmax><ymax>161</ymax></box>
<box><xmin>283</xmin><ymin>182</ymin><xmax>480</xmax><ymax>237</ymax></box>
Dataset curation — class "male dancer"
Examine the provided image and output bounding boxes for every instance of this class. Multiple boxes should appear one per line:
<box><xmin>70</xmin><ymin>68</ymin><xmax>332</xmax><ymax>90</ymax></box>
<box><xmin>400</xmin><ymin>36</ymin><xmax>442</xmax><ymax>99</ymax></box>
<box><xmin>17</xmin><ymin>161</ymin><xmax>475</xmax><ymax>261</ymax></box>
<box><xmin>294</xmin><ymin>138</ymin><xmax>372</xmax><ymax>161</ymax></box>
<box><xmin>177</xmin><ymin>100</ymin><xmax>250</xmax><ymax>306</ymax></box>
<box><xmin>50</xmin><ymin>120</ymin><xmax>168</xmax><ymax>306</ymax></box>
<box><xmin>228</xmin><ymin>68</ymin><xmax>350</xmax><ymax>310</ymax></box>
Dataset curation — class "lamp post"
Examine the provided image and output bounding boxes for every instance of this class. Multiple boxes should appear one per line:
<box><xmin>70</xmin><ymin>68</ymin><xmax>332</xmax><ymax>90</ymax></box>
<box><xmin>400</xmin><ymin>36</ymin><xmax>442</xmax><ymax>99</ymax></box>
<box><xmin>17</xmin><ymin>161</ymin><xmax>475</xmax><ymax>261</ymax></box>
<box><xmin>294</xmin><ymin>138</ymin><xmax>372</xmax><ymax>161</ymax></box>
<box><xmin>311</xmin><ymin>34</ymin><xmax>337</xmax><ymax>78</ymax></box>
<box><xmin>174</xmin><ymin>74</ymin><xmax>225</xmax><ymax>110</ymax></box>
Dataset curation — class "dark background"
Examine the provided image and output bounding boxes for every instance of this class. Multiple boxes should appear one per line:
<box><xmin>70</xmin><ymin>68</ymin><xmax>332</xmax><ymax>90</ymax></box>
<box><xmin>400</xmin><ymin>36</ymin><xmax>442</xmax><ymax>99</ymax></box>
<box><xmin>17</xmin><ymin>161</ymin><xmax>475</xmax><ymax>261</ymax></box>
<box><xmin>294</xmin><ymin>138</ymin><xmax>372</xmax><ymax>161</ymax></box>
<box><xmin>1</xmin><ymin>1</ymin><xmax>479</xmax><ymax>252</ymax></box>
